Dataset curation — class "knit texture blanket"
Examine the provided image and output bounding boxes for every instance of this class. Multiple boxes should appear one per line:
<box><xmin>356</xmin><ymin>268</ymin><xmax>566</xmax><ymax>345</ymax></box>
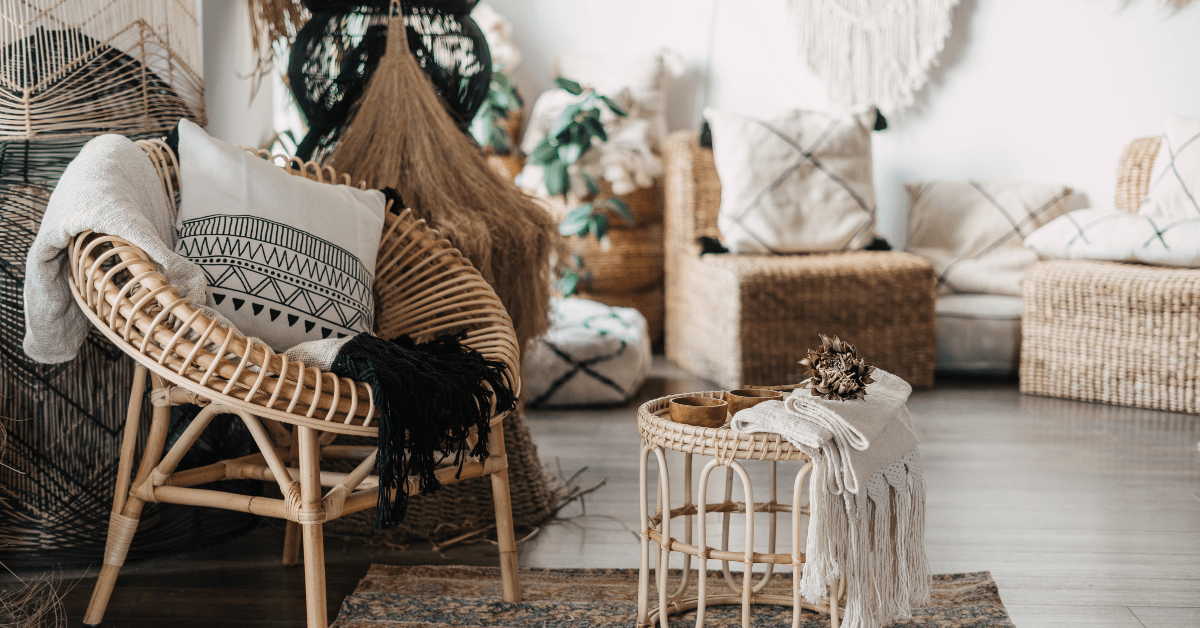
<box><xmin>731</xmin><ymin>370</ymin><xmax>930</xmax><ymax>628</ymax></box>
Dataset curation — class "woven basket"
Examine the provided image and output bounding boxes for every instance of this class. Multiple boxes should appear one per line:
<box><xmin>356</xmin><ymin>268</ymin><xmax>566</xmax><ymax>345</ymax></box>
<box><xmin>541</xmin><ymin>179</ymin><xmax>663</xmax><ymax>227</ymax></box>
<box><xmin>662</xmin><ymin>131</ymin><xmax>937</xmax><ymax>389</ymax></box>
<box><xmin>1020</xmin><ymin>135</ymin><xmax>1200</xmax><ymax>415</ymax></box>
<box><xmin>578</xmin><ymin>282</ymin><xmax>664</xmax><ymax>344</ymax></box>
<box><xmin>567</xmin><ymin>222</ymin><xmax>664</xmax><ymax>293</ymax></box>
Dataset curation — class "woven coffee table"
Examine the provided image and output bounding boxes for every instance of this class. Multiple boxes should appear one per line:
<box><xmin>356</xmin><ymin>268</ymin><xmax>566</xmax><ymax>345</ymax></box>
<box><xmin>636</xmin><ymin>391</ymin><xmax>844</xmax><ymax>628</ymax></box>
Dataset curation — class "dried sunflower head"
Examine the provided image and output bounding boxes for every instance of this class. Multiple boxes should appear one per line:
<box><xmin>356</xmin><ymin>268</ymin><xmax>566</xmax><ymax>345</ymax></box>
<box><xmin>799</xmin><ymin>335</ymin><xmax>876</xmax><ymax>401</ymax></box>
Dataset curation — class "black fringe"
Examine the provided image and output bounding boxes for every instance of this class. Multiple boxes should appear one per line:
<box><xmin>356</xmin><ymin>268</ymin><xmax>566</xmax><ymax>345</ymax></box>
<box><xmin>330</xmin><ymin>332</ymin><xmax>517</xmax><ymax>530</ymax></box>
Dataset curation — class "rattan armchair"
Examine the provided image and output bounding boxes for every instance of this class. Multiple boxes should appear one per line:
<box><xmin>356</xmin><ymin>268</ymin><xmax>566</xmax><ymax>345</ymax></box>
<box><xmin>75</xmin><ymin>141</ymin><xmax>522</xmax><ymax>627</ymax></box>
<box><xmin>663</xmin><ymin>131</ymin><xmax>937</xmax><ymax>389</ymax></box>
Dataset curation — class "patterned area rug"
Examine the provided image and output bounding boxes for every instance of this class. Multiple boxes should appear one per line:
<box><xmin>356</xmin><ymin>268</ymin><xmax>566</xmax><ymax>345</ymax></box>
<box><xmin>332</xmin><ymin>565</ymin><xmax>1015</xmax><ymax>627</ymax></box>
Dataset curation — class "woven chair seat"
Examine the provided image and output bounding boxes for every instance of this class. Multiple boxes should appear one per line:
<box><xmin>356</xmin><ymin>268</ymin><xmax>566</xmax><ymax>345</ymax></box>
<box><xmin>67</xmin><ymin>141</ymin><xmax>520</xmax><ymax>437</ymax></box>
<box><xmin>638</xmin><ymin>391</ymin><xmax>811</xmax><ymax>462</ymax></box>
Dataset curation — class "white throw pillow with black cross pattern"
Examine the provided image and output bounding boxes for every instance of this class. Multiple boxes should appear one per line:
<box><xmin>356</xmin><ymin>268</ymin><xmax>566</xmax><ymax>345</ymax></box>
<box><xmin>705</xmin><ymin>107</ymin><xmax>878</xmax><ymax>255</ymax></box>
<box><xmin>906</xmin><ymin>180</ymin><xmax>1073</xmax><ymax>296</ymax></box>
<box><xmin>1024</xmin><ymin>207</ymin><xmax>1200</xmax><ymax>268</ymax></box>
<box><xmin>174</xmin><ymin>119</ymin><xmax>387</xmax><ymax>351</ymax></box>
<box><xmin>1140</xmin><ymin>114</ymin><xmax>1200</xmax><ymax>222</ymax></box>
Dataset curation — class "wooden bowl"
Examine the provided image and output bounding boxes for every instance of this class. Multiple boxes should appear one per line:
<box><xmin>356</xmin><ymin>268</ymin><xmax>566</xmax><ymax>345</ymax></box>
<box><xmin>725</xmin><ymin>389</ymin><xmax>783</xmax><ymax>416</ymax></box>
<box><xmin>668</xmin><ymin>396</ymin><xmax>729</xmax><ymax>428</ymax></box>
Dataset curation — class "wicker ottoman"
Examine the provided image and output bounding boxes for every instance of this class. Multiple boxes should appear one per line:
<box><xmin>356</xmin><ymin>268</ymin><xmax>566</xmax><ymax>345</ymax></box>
<box><xmin>1020</xmin><ymin>260</ymin><xmax>1200</xmax><ymax>414</ymax></box>
<box><xmin>663</xmin><ymin>131</ymin><xmax>937</xmax><ymax>389</ymax></box>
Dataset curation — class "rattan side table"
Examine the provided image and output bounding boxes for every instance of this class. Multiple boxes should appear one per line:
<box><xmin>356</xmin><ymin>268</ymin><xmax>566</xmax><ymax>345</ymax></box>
<box><xmin>636</xmin><ymin>391</ymin><xmax>845</xmax><ymax>628</ymax></box>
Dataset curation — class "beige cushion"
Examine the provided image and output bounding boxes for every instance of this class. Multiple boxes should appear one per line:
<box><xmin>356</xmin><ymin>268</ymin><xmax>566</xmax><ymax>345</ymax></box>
<box><xmin>906</xmin><ymin>180</ymin><xmax>1072</xmax><ymax>296</ymax></box>
<box><xmin>705</xmin><ymin>107</ymin><xmax>878</xmax><ymax>255</ymax></box>
<box><xmin>1024</xmin><ymin>207</ymin><xmax>1200</xmax><ymax>268</ymax></box>
<box><xmin>1140</xmin><ymin>114</ymin><xmax>1200</xmax><ymax>221</ymax></box>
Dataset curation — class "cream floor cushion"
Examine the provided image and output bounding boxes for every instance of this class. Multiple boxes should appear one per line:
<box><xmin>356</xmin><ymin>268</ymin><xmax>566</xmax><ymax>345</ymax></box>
<box><xmin>523</xmin><ymin>297</ymin><xmax>651</xmax><ymax>407</ymax></box>
<box><xmin>1140</xmin><ymin>114</ymin><xmax>1200</xmax><ymax>221</ymax></box>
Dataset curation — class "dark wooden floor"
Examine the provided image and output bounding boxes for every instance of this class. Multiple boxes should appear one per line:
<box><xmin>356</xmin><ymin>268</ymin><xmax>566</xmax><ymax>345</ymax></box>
<box><xmin>3</xmin><ymin>359</ymin><xmax>1199</xmax><ymax>627</ymax></box>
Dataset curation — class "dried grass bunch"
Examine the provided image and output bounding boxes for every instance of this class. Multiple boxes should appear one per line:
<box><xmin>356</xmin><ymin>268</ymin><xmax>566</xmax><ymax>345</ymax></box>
<box><xmin>800</xmin><ymin>335</ymin><xmax>876</xmax><ymax>401</ymax></box>
<box><xmin>0</xmin><ymin>574</ymin><xmax>68</xmax><ymax>628</ymax></box>
<box><xmin>327</xmin><ymin>0</ymin><xmax>557</xmax><ymax>348</ymax></box>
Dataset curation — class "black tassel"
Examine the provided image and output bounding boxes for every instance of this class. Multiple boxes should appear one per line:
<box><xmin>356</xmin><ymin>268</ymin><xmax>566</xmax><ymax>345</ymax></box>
<box><xmin>698</xmin><ymin>235</ymin><xmax>728</xmax><ymax>254</ymax></box>
<box><xmin>699</xmin><ymin>120</ymin><xmax>713</xmax><ymax>148</ymax></box>
<box><xmin>873</xmin><ymin>108</ymin><xmax>888</xmax><ymax>131</ymax></box>
<box><xmin>329</xmin><ymin>332</ymin><xmax>517</xmax><ymax>530</ymax></box>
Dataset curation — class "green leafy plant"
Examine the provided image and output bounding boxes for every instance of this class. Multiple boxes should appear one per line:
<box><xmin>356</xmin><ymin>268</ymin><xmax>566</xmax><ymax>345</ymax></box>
<box><xmin>556</xmin><ymin>253</ymin><xmax>590</xmax><ymax>297</ymax></box>
<box><xmin>528</xmin><ymin>77</ymin><xmax>633</xmax><ymax>241</ymax></box>
<box><xmin>469</xmin><ymin>71</ymin><xmax>523</xmax><ymax>154</ymax></box>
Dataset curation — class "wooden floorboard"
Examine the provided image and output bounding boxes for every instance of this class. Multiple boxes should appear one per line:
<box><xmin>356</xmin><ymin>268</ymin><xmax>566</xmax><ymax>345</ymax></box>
<box><xmin>2</xmin><ymin>359</ymin><xmax>1198</xmax><ymax>627</ymax></box>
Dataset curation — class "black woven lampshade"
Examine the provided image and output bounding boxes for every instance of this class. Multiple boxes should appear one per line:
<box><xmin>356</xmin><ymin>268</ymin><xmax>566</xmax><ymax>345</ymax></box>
<box><xmin>288</xmin><ymin>0</ymin><xmax>492</xmax><ymax>161</ymax></box>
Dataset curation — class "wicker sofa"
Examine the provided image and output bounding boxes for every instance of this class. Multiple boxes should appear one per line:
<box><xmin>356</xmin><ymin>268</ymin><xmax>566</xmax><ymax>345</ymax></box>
<box><xmin>662</xmin><ymin>131</ymin><xmax>937</xmax><ymax>389</ymax></box>
<box><xmin>1021</xmin><ymin>136</ymin><xmax>1200</xmax><ymax>415</ymax></box>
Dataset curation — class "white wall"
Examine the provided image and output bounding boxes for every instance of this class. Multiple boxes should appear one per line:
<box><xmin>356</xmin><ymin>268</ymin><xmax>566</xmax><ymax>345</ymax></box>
<box><xmin>201</xmin><ymin>0</ymin><xmax>275</xmax><ymax>147</ymax></box>
<box><xmin>489</xmin><ymin>0</ymin><xmax>1200</xmax><ymax>248</ymax></box>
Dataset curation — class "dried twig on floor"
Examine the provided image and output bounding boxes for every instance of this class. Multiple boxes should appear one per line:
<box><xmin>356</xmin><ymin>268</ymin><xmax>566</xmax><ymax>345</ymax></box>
<box><xmin>0</xmin><ymin>573</ymin><xmax>70</xmax><ymax>628</ymax></box>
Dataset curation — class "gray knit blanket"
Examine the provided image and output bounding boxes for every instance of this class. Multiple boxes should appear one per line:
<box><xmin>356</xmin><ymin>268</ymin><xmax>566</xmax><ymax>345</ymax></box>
<box><xmin>731</xmin><ymin>370</ymin><xmax>931</xmax><ymax>628</ymax></box>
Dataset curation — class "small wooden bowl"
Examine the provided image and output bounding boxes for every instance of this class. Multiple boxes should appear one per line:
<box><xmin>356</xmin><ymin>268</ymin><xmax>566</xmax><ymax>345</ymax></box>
<box><xmin>726</xmin><ymin>389</ymin><xmax>784</xmax><ymax>416</ymax></box>
<box><xmin>668</xmin><ymin>396</ymin><xmax>729</xmax><ymax>428</ymax></box>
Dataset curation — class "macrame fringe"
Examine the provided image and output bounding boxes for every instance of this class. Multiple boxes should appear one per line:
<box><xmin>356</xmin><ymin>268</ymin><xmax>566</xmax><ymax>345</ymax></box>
<box><xmin>244</xmin><ymin>0</ymin><xmax>308</xmax><ymax>95</ymax></box>
<box><xmin>791</xmin><ymin>0</ymin><xmax>960</xmax><ymax>112</ymax></box>
<box><xmin>801</xmin><ymin>448</ymin><xmax>930</xmax><ymax>628</ymax></box>
<box><xmin>327</xmin><ymin>0</ymin><xmax>557</xmax><ymax>350</ymax></box>
<box><xmin>329</xmin><ymin>333</ymin><xmax>517</xmax><ymax>530</ymax></box>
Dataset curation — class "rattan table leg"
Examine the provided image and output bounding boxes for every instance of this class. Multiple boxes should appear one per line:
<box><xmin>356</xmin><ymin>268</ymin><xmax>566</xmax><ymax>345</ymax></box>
<box><xmin>283</xmin><ymin>521</ymin><xmax>302</xmax><ymax>566</ymax></box>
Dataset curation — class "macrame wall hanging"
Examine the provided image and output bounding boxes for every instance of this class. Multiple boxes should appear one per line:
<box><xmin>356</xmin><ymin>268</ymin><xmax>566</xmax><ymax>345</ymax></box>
<box><xmin>791</xmin><ymin>0</ymin><xmax>959</xmax><ymax>113</ymax></box>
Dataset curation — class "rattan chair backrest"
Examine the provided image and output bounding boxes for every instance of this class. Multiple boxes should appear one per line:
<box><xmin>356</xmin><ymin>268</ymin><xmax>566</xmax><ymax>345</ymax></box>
<box><xmin>66</xmin><ymin>142</ymin><xmax>520</xmax><ymax>435</ymax></box>
<box><xmin>1115</xmin><ymin>136</ymin><xmax>1161</xmax><ymax>213</ymax></box>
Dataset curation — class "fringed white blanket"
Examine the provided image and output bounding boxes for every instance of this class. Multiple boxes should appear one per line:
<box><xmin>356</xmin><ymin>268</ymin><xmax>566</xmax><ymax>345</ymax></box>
<box><xmin>730</xmin><ymin>370</ymin><xmax>930</xmax><ymax>628</ymax></box>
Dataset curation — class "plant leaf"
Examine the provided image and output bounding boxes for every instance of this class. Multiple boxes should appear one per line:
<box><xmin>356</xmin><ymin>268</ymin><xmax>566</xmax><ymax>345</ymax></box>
<box><xmin>555</xmin><ymin>77</ymin><xmax>583</xmax><ymax>95</ymax></box>
<box><xmin>582</xmin><ymin>117</ymin><xmax>607</xmax><ymax>143</ymax></box>
<box><xmin>606</xmin><ymin>198</ymin><xmax>634</xmax><ymax>225</ymax></box>
<box><xmin>583</xmin><ymin>173</ymin><xmax>600</xmax><ymax>196</ymax></box>
<box><xmin>589</xmin><ymin>213</ymin><xmax>610</xmax><ymax>240</ymax></box>
<box><xmin>544</xmin><ymin>160</ymin><xmax>570</xmax><ymax>197</ymax></box>
<box><xmin>558</xmin><ymin>142</ymin><xmax>583</xmax><ymax>164</ymax></box>
<box><xmin>528</xmin><ymin>139</ymin><xmax>558</xmax><ymax>165</ymax></box>
<box><xmin>558</xmin><ymin>203</ymin><xmax>594</xmax><ymax>236</ymax></box>
<box><xmin>557</xmin><ymin>271</ymin><xmax>580</xmax><ymax>297</ymax></box>
<box><xmin>600</xmin><ymin>95</ymin><xmax>628</xmax><ymax>117</ymax></box>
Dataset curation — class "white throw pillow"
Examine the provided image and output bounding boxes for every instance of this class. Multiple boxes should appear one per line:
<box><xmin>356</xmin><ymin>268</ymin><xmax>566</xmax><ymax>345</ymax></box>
<box><xmin>1140</xmin><ymin>114</ymin><xmax>1200</xmax><ymax>221</ymax></box>
<box><xmin>174</xmin><ymin>119</ymin><xmax>387</xmax><ymax>351</ymax></box>
<box><xmin>705</xmin><ymin>107</ymin><xmax>878</xmax><ymax>255</ymax></box>
<box><xmin>1024</xmin><ymin>207</ymin><xmax>1200</xmax><ymax>268</ymax></box>
<box><xmin>906</xmin><ymin>180</ymin><xmax>1073</xmax><ymax>296</ymax></box>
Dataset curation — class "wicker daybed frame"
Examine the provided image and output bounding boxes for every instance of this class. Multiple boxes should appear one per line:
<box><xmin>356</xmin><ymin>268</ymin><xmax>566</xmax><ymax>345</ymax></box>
<box><xmin>1021</xmin><ymin>136</ymin><xmax>1200</xmax><ymax>415</ymax></box>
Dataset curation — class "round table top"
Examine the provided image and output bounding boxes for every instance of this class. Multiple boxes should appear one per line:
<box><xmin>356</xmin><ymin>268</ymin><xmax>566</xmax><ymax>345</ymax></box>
<box><xmin>638</xmin><ymin>391</ymin><xmax>811</xmax><ymax>462</ymax></box>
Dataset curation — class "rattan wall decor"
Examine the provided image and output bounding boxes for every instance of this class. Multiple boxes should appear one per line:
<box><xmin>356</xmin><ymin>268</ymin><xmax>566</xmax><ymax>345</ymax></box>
<box><xmin>0</xmin><ymin>0</ymin><xmax>205</xmax><ymax>138</ymax></box>
<box><xmin>0</xmin><ymin>0</ymin><xmax>220</xmax><ymax>563</ymax></box>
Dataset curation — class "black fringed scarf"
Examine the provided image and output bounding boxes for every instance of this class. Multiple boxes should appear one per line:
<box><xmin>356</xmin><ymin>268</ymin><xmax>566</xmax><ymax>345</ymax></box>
<box><xmin>330</xmin><ymin>332</ymin><xmax>517</xmax><ymax>530</ymax></box>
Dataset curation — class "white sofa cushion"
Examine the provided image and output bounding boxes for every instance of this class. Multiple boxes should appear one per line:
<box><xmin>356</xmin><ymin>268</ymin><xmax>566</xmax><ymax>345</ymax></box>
<box><xmin>705</xmin><ymin>106</ymin><xmax>878</xmax><ymax>255</ymax></box>
<box><xmin>907</xmin><ymin>180</ymin><xmax>1073</xmax><ymax>296</ymax></box>
<box><xmin>936</xmin><ymin>294</ymin><xmax>1023</xmax><ymax>376</ymax></box>
<box><xmin>1140</xmin><ymin>114</ymin><xmax>1200</xmax><ymax>221</ymax></box>
<box><xmin>1024</xmin><ymin>207</ymin><xmax>1200</xmax><ymax>268</ymax></box>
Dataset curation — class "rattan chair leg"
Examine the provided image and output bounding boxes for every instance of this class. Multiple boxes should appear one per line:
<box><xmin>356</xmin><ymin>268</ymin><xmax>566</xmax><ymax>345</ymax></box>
<box><xmin>85</xmin><ymin>384</ymin><xmax>173</xmax><ymax>625</ymax></box>
<box><xmin>297</xmin><ymin>425</ymin><xmax>328</xmax><ymax>628</ymax></box>
<box><xmin>283</xmin><ymin>521</ymin><xmax>302</xmax><ymax>566</ymax></box>
<box><xmin>487</xmin><ymin>421</ymin><xmax>522</xmax><ymax>603</ymax></box>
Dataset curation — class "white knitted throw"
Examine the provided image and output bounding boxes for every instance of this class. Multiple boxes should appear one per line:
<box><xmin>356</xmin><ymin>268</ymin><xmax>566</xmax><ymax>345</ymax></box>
<box><xmin>23</xmin><ymin>133</ymin><xmax>350</xmax><ymax>370</ymax></box>
<box><xmin>731</xmin><ymin>370</ymin><xmax>931</xmax><ymax>628</ymax></box>
<box><xmin>791</xmin><ymin>0</ymin><xmax>960</xmax><ymax>112</ymax></box>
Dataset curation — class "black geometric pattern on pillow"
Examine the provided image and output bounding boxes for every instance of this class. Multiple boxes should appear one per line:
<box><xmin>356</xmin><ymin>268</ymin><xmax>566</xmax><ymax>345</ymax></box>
<box><xmin>1061</xmin><ymin>212</ymin><xmax>1200</xmax><ymax>248</ymax></box>
<box><xmin>1141</xmin><ymin>129</ymin><xmax>1200</xmax><ymax>217</ymax></box>
<box><xmin>727</xmin><ymin>117</ymin><xmax>875</xmax><ymax>254</ymax></box>
<box><xmin>528</xmin><ymin>310</ymin><xmax>635</xmax><ymax>407</ymax></box>
<box><xmin>178</xmin><ymin>215</ymin><xmax>372</xmax><ymax>337</ymax></box>
<box><xmin>915</xmin><ymin>181</ymin><xmax>1070</xmax><ymax>293</ymax></box>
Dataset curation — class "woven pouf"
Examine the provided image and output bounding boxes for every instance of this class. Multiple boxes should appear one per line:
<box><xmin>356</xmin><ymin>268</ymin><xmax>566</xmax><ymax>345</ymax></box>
<box><xmin>1021</xmin><ymin>259</ymin><xmax>1200</xmax><ymax>414</ymax></box>
<box><xmin>522</xmin><ymin>297</ymin><xmax>652</xmax><ymax>407</ymax></box>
